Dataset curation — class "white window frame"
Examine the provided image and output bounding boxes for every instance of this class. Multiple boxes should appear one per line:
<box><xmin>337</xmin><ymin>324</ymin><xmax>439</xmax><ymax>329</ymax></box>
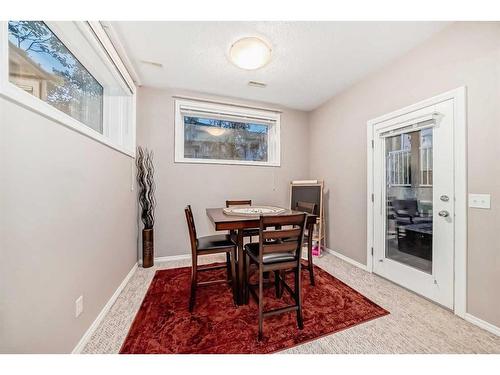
<box><xmin>0</xmin><ymin>21</ymin><xmax>136</xmax><ymax>157</ymax></box>
<box><xmin>174</xmin><ymin>98</ymin><xmax>281</xmax><ymax>167</ymax></box>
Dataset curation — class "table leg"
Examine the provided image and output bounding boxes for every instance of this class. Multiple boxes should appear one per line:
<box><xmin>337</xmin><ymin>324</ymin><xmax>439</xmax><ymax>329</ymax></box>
<box><xmin>236</xmin><ymin>229</ymin><xmax>245</xmax><ymax>305</ymax></box>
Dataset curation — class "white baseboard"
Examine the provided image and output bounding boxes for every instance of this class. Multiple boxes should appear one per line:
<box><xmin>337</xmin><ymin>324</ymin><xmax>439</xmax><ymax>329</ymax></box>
<box><xmin>71</xmin><ymin>262</ymin><xmax>138</xmax><ymax>354</ymax></box>
<box><xmin>324</xmin><ymin>247</ymin><xmax>369</xmax><ymax>272</ymax></box>
<box><xmin>464</xmin><ymin>313</ymin><xmax>500</xmax><ymax>337</ymax></box>
<box><xmin>154</xmin><ymin>254</ymin><xmax>191</xmax><ymax>263</ymax></box>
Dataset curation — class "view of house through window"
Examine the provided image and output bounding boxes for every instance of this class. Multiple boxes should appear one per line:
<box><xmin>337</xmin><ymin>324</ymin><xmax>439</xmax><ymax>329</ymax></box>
<box><xmin>8</xmin><ymin>21</ymin><xmax>104</xmax><ymax>133</ymax></box>
<box><xmin>385</xmin><ymin>127</ymin><xmax>434</xmax><ymax>274</ymax></box>
<box><xmin>183</xmin><ymin>115</ymin><xmax>269</xmax><ymax>162</ymax></box>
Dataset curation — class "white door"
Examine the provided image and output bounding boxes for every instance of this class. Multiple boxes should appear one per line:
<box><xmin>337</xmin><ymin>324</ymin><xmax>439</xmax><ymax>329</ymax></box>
<box><xmin>372</xmin><ymin>99</ymin><xmax>455</xmax><ymax>309</ymax></box>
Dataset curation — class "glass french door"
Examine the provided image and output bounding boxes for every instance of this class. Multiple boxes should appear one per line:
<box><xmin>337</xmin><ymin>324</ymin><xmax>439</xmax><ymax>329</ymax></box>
<box><xmin>372</xmin><ymin>99</ymin><xmax>455</xmax><ymax>309</ymax></box>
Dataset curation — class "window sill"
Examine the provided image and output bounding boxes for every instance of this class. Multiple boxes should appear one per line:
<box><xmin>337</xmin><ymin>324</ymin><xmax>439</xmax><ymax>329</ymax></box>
<box><xmin>174</xmin><ymin>157</ymin><xmax>280</xmax><ymax>167</ymax></box>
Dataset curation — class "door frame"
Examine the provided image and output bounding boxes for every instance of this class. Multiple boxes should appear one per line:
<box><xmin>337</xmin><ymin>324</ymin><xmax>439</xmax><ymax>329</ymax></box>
<box><xmin>366</xmin><ymin>87</ymin><xmax>467</xmax><ymax>318</ymax></box>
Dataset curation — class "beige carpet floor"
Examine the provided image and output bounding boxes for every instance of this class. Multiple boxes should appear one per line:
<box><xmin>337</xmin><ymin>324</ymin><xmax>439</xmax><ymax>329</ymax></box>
<box><xmin>82</xmin><ymin>252</ymin><xmax>500</xmax><ymax>354</ymax></box>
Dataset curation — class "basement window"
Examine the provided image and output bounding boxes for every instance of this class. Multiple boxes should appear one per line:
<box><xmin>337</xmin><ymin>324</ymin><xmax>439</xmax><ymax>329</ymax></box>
<box><xmin>174</xmin><ymin>98</ymin><xmax>281</xmax><ymax>166</ymax></box>
<box><xmin>1</xmin><ymin>21</ymin><xmax>136</xmax><ymax>156</ymax></box>
<box><xmin>8</xmin><ymin>21</ymin><xmax>104</xmax><ymax>132</ymax></box>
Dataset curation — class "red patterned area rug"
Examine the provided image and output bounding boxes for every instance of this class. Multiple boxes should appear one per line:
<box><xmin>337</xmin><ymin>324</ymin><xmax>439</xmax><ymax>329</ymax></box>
<box><xmin>120</xmin><ymin>263</ymin><xmax>389</xmax><ymax>354</ymax></box>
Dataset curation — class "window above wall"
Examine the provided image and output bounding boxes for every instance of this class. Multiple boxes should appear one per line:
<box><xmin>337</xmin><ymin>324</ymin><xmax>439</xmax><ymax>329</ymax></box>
<box><xmin>174</xmin><ymin>98</ymin><xmax>281</xmax><ymax>166</ymax></box>
<box><xmin>0</xmin><ymin>21</ymin><xmax>136</xmax><ymax>157</ymax></box>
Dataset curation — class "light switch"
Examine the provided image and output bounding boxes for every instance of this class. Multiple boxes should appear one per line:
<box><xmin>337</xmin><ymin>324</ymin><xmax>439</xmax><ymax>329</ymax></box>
<box><xmin>469</xmin><ymin>194</ymin><xmax>491</xmax><ymax>209</ymax></box>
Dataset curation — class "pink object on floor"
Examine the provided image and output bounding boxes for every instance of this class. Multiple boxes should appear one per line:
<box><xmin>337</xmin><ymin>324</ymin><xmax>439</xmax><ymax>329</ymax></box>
<box><xmin>312</xmin><ymin>243</ymin><xmax>321</xmax><ymax>257</ymax></box>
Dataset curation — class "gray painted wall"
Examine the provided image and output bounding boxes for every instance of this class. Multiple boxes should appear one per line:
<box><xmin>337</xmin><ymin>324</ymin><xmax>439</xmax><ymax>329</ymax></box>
<box><xmin>136</xmin><ymin>87</ymin><xmax>310</xmax><ymax>258</ymax></box>
<box><xmin>308</xmin><ymin>22</ymin><xmax>500</xmax><ymax>327</ymax></box>
<box><xmin>0</xmin><ymin>97</ymin><xmax>137</xmax><ymax>353</ymax></box>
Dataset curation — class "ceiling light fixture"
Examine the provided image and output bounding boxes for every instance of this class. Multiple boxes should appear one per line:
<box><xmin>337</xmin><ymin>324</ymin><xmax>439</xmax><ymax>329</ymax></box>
<box><xmin>229</xmin><ymin>37</ymin><xmax>272</xmax><ymax>70</ymax></box>
<box><xmin>205</xmin><ymin>127</ymin><xmax>226</xmax><ymax>137</ymax></box>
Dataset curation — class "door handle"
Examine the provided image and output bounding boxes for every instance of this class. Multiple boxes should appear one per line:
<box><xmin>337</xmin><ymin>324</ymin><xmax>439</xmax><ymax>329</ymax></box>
<box><xmin>438</xmin><ymin>210</ymin><xmax>449</xmax><ymax>217</ymax></box>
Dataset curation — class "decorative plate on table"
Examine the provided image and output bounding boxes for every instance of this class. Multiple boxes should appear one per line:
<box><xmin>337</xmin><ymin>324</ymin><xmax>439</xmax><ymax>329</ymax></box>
<box><xmin>223</xmin><ymin>205</ymin><xmax>287</xmax><ymax>216</ymax></box>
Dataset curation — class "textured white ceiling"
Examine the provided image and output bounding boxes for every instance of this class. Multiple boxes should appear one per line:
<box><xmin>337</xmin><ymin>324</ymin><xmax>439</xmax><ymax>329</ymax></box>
<box><xmin>110</xmin><ymin>21</ymin><xmax>449</xmax><ymax>111</ymax></box>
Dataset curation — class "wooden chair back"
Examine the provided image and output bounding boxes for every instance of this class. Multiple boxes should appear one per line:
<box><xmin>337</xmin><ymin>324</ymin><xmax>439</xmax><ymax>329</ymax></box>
<box><xmin>184</xmin><ymin>205</ymin><xmax>198</xmax><ymax>254</ymax></box>
<box><xmin>258</xmin><ymin>213</ymin><xmax>307</xmax><ymax>263</ymax></box>
<box><xmin>295</xmin><ymin>201</ymin><xmax>317</xmax><ymax>215</ymax></box>
<box><xmin>226</xmin><ymin>199</ymin><xmax>252</xmax><ymax>207</ymax></box>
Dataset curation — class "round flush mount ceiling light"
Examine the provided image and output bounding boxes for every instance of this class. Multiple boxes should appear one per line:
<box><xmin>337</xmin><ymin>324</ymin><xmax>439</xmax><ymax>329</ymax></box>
<box><xmin>229</xmin><ymin>37</ymin><xmax>272</xmax><ymax>70</ymax></box>
<box><xmin>205</xmin><ymin>127</ymin><xmax>226</xmax><ymax>137</ymax></box>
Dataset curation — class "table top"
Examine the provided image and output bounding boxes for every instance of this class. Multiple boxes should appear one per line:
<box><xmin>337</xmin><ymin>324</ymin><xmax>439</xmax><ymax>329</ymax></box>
<box><xmin>405</xmin><ymin>223</ymin><xmax>433</xmax><ymax>235</ymax></box>
<box><xmin>206</xmin><ymin>207</ymin><xmax>317</xmax><ymax>231</ymax></box>
<box><xmin>223</xmin><ymin>205</ymin><xmax>287</xmax><ymax>216</ymax></box>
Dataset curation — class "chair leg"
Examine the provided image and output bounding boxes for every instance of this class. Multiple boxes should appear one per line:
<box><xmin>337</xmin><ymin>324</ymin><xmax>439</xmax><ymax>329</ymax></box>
<box><xmin>277</xmin><ymin>271</ymin><xmax>284</xmax><ymax>298</ymax></box>
<box><xmin>258</xmin><ymin>267</ymin><xmax>264</xmax><ymax>341</ymax></box>
<box><xmin>230</xmin><ymin>249</ymin><xmax>237</xmax><ymax>305</ymax></box>
<box><xmin>189</xmin><ymin>255</ymin><xmax>197</xmax><ymax>312</ymax></box>
<box><xmin>274</xmin><ymin>270</ymin><xmax>281</xmax><ymax>298</ymax></box>
<box><xmin>295</xmin><ymin>266</ymin><xmax>304</xmax><ymax>330</ymax></box>
<box><xmin>245</xmin><ymin>253</ymin><xmax>250</xmax><ymax>304</ymax></box>
<box><xmin>243</xmin><ymin>251</ymin><xmax>247</xmax><ymax>303</ymax></box>
<box><xmin>226</xmin><ymin>252</ymin><xmax>232</xmax><ymax>281</ymax></box>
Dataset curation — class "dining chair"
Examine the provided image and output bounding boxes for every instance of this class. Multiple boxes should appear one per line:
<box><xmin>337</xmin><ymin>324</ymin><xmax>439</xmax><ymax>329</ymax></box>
<box><xmin>243</xmin><ymin>213</ymin><xmax>307</xmax><ymax>340</ymax></box>
<box><xmin>185</xmin><ymin>205</ymin><xmax>237</xmax><ymax>312</ymax></box>
<box><xmin>294</xmin><ymin>201</ymin><xmax>317</xmax><ymax>286</ymax></box>
<box><xmin>225</xmin><ymin>199</ymin><xmax>260</xmax><ymax>241</ymax></box>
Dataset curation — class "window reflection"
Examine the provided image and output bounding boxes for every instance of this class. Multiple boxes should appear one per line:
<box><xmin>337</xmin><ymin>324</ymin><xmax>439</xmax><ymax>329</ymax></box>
<box><xmin>386</xmin><ymin>129</ymin><xmax>433</xmax><ymax>273</ymax></box>
<box><xmin>8</xmin><ymin>21</ymin><xmax>103</xmax><ymax>132</ymax></box>
<box><xmin>183</xmin><ymin>116</ymin><xmax>269</xmax><ymax>162</ymax></box>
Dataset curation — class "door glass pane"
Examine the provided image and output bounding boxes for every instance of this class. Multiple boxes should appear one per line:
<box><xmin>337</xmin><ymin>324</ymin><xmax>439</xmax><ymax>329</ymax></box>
<box><xmin>8</xmin><ymin>21</ymin><xmax>104</xmax><ymax>133</ymax></box>
<box><xmin>385</xmin><ymin>128</ymin><xmax>433</xmax><ymax>273</ymax></box>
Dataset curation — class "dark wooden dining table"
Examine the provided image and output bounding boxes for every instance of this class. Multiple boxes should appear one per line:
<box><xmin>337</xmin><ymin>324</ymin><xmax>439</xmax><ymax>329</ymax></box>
<box><xmin>206</xmin><ymin>207</ymin><xmax>317</xmax><ymax>305</ymax></box>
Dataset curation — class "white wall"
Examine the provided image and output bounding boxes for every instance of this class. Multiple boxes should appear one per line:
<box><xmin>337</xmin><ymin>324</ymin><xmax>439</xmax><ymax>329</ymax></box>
<box><xmin>136</xmin><ymin>87</ymin><xmax>310</xmax><ymax>258</ymax></box>
<box><xmin>0</xmin><ymin>96</ymin><xmax>137</xmax><ymax>353</ymax></box>
<box><xmin>308</xmin><ymin>22</ymin><xmax>500</xmax><ymax>327</ymax></box>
